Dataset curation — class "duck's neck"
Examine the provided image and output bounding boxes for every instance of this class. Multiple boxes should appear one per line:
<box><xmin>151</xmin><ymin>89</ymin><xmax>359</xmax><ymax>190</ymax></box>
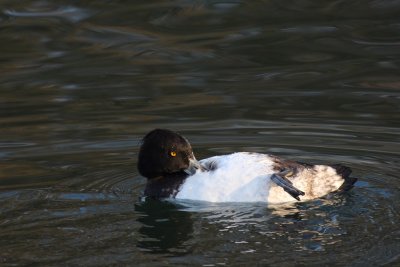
<box><xmin>144</xmin><ymin>172</ymin><xmax>188</xmax><ymax>199</ymax></box>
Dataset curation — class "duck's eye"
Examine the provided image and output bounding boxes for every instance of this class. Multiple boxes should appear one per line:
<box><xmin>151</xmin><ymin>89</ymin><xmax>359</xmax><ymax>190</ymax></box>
<box><xmin>170</xmin><ymin>151</ymin><xmax>177</xmax><ymax>157</ymax></box>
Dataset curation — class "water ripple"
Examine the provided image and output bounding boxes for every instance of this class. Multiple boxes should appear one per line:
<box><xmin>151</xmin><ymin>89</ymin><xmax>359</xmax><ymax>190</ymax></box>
<box><xmin>4</xmin><ymin>6</ymin><xmax>91</xmax><ymax>23</ymax></box>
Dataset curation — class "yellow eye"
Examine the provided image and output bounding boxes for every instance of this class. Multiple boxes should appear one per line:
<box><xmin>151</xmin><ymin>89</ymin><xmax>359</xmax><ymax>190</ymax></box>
<box><xmin>170</xmin><ymin>151</ymin><xmax>177</xmax><ymax>157</ymax></box>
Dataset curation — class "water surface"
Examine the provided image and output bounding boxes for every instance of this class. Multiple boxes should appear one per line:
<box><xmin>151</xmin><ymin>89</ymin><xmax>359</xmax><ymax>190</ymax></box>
<box><xmin>1</xmin><ymin>1</ymin><xmax>400</xmax><ymax>266</ymax></box>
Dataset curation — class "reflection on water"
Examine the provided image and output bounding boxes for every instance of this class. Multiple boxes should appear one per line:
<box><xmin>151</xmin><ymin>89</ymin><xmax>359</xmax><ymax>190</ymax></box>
<box><xmin>135</xmin><ymin>200</ymin><xmax>193</xmax><ymax>254</ymax></box>
<box><xmin>134</xmin><ymin>190</ymin><xmax>400</xmax><ymax>266</ymax></box>
<box><xmin>0</xmin><ymin>0</ymin><xmax>400</xmax><ymax>266</ymax></box>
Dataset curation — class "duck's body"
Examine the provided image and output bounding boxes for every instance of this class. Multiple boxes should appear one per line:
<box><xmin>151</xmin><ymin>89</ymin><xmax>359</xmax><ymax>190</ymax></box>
<box><xmin>138</xmin><ymin>129</ymin><xmax>357</xmax><ymax>204</ymax></box>
<box><xmin>176</xmin><ymin>152</ymin><xmax>349</xmax><ymax>203</ymax></box>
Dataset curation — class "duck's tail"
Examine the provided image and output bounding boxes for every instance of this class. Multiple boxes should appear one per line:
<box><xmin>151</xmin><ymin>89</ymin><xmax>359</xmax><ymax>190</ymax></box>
<box><xmin>330</xmin><ymin>164</ymin><xmax>358</xmax><ymax>191</ymax></box>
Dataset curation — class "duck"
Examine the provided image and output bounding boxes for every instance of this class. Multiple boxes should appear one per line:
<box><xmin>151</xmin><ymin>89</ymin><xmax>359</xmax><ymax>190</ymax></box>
<box><xmin>137</xmin><ymin>129</ymin><xmax>357</xmax><ymax>203</ymax></box>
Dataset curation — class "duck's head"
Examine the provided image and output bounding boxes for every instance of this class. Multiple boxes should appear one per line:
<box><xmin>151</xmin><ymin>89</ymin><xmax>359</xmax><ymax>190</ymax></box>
<box><xmin>138</xmin><ymin>129</ymin><xmax>203</xmax><ymax>179</ymax></box>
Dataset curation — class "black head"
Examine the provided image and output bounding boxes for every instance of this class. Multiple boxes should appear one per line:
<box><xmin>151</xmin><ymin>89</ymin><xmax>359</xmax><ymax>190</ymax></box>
<box><xmin>138</xmin><ymin>129</ymin><xmax>200</xmax><ymax>179</ymax></box>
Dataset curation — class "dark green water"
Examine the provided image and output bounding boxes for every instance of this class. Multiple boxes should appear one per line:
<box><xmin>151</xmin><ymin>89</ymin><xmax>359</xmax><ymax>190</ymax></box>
<box><xmin>1</xmin><ymin>1</ymin><xmax>400</xmax><ymax>266</ymax></box>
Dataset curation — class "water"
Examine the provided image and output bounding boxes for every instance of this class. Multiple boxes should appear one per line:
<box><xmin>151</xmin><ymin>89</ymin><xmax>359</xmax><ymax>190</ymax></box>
<box><xmin>1</xmin><ymin>1</ymin><xmax>400</xmax><ymax>266</ymax></box>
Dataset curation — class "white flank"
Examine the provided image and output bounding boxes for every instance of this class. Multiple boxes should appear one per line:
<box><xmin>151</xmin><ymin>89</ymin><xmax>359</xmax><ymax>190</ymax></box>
<box><xmin>175</xmin><ymin>152</ymin><xmax>346</xmax><ymax>203</ymax></box>
<box><xmin>176</xmin><ymin>152</ymin><xmax>275</xmax><ymax>202</ymax></box>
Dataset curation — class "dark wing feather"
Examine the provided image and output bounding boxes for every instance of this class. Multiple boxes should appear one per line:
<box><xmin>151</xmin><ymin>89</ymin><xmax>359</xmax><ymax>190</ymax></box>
<box><xmin>330</xmin><ymin>164</ymin><xmax>357</xmax><ymax>191</ymax></box>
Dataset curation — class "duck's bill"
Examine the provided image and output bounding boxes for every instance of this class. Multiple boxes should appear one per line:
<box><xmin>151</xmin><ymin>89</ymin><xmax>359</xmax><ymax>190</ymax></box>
<box><xmin>184</xmin><ymin>158</ymin><xmax>208</xmax><ymax>175</ymax></box>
